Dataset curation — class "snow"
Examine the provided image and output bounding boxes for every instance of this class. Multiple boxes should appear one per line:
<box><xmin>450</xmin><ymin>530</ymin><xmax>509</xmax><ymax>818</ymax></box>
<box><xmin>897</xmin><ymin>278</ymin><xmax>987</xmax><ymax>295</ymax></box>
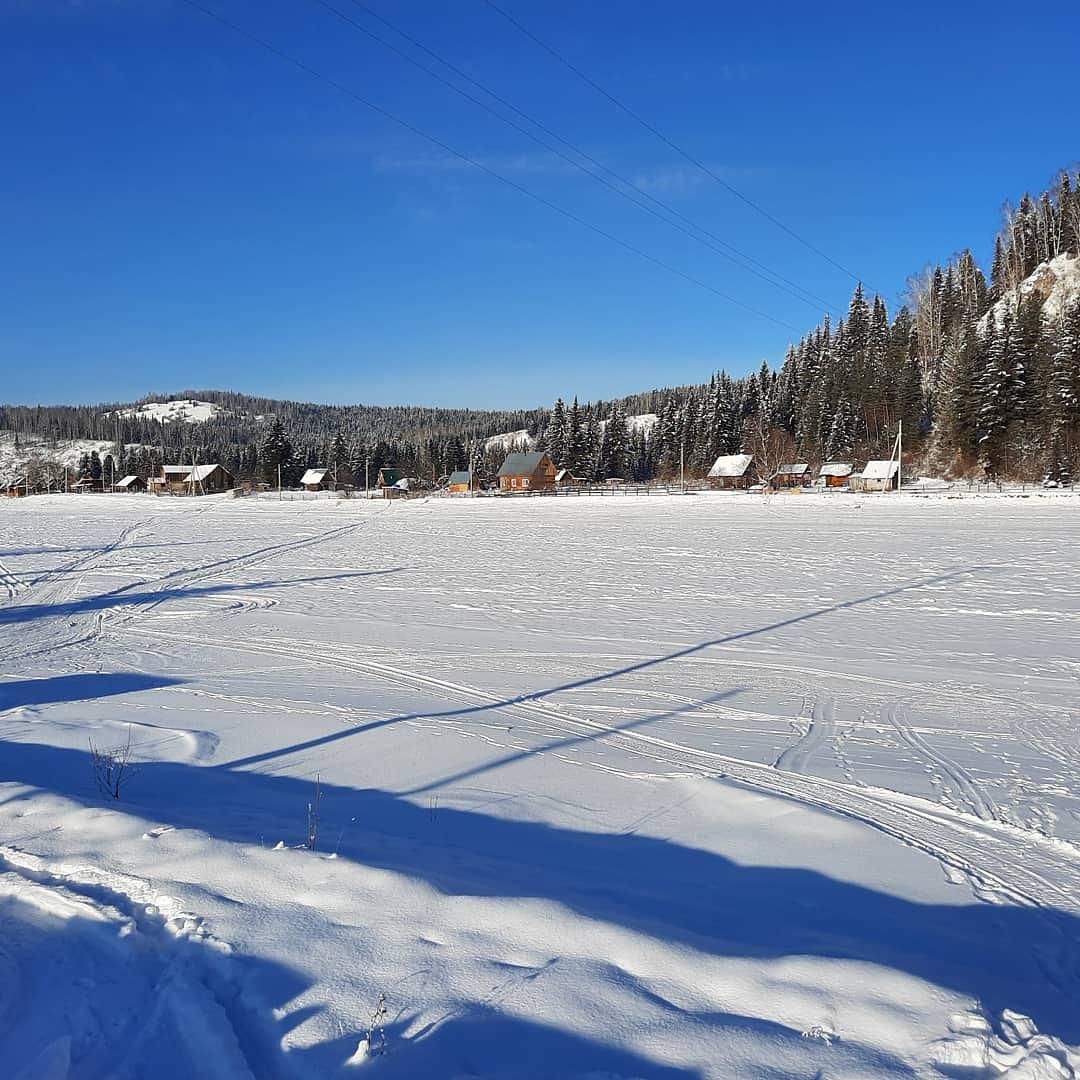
<box><xmin>858</xmin><ymin>459</ymin><xmax>900</xmax><ymax>480</ymax></box>
<box><xmin>981</xmin><ymin>253</ymin><xmax>1080</xmax><ymax>330</ymax></box>
<box><xmin>707</xmin><ymin>452</ymin><xmax>753</xmax><ymax>477</ymax></box>
<box><xmin>484</xmin><ymin>429</ymin><xmax>534</xmax><ymax>453</ymax></box>
<box><xmin>0</xmin><ymin>432</ymin><xmax>143</xmax><ymax>487</ymax></box>
<box><xmin>819</xmin><ymin>462</ymin><xmax>854</xmax><ymax>477</ymax></box>
<box><xmin>112</xmin><ymin>399</ymin><xmax>225</xmax><ymax>425</ymax></box>
<box><xmin>2</xmin><ymin>491</ymin><xmax>1080</xmax><ymax>1078</ymax></box>
<box><xmin>300</xmin><ymin>469</ymin><xmax>328</xmax><ymax>487</ymax></box>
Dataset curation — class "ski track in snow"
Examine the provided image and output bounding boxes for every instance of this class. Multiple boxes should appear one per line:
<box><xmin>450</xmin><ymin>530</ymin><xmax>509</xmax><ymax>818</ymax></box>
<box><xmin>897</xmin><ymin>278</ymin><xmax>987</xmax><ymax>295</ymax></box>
<box><xmin>4</xmin><ymin>493</ymin><xmax>1080</xmax><ymax>1076</ymax></box>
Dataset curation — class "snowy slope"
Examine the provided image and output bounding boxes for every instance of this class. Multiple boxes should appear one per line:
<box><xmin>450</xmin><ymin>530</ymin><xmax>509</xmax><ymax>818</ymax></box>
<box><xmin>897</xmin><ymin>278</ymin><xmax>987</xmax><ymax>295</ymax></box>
<box><xmin>980</xmin><ymin>252</ymin><xmax>1080</xmax><ymax>330</ymax></box>
<box><xmin>113</xmin><ymin>399</ymin><xmax>225</xmax><ymax>424</ymax></box>
<box><xmin>1</xmin><ymin>492</ymin><xmax>1079</xmax><ymax>1078</ymax></box>
<box><xmin>484</xmin><ymin>428</ymin><xmax>534</xmax><ymax>453</ymax></box>
<box><xmin>0</xmin><ymin>432</ymin><xmax>143</xmax><ymax>486</ymax></box>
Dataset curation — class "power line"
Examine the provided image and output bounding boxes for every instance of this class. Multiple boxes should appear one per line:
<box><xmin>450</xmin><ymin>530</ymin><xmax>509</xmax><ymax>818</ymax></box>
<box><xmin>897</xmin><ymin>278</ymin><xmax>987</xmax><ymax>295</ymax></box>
<box><xmin>318</xmin><ymin>0</ymin><xmax>835</xmax><ymax>314</ymax></box>
<box><xmin>481</xmin><ymin>0</ymin><xmax>867</xmax><ymax>288</ymax></box>
<box><xmin>178</xmin><ymin>0</ymin><xmax>798</xmax><ymax>331</ymax></box>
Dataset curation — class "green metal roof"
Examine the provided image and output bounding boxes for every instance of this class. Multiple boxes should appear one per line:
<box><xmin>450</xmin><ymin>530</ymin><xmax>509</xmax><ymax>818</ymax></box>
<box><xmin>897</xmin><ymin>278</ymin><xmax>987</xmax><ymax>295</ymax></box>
<box><xmin>378</xmin><ymin>467</ymin><xmax>403</xmax><ymax>485</ymax></box>
<box><xmin>496</xmin><ymin>451</ymin><xmax>548</xmax><ymax>477</ymax></box>
<box><xmin>448</xmin><ymin>470</ymin><xmax>472</xmax><ymax>485</ymax></box>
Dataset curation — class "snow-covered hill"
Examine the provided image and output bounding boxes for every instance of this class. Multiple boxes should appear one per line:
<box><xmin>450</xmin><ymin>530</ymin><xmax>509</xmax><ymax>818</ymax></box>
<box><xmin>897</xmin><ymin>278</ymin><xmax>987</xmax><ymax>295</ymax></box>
<box><xmin>980</xmin><ymin>253</ymin><xmax>1080</xmax><ymax>331</ymax></box>
<box><xmin>113</xmin><ymin>399</ymin><xmax>225</xmax><ymax>424</ymax></box>
<box><xmin>484</xmin><ymin>429</ymin><xmax>534</xmax><ymax>453</ymax></box>
<box><xmin>0</xmin><ymin>432</ymin><xmax>142</xmax><ymax>486</ymax></box>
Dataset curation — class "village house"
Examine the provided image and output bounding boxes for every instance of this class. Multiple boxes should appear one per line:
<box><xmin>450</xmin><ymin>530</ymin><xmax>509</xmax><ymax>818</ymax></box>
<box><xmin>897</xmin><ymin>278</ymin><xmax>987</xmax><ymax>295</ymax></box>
<box><xmin>114</xmin><ymin>475</ymin><xmax>145</xmax><ymax>493</ymax></box>
<box><xmin>376</xmin><ymin>467</ymin><xmax>403</xmax><ymax>490</ymax></box>
<box><xmin>447</xmin><ymin>470</ymin><xmax>473</xmax><ymax>494</ymax></box>
<box><xmin>707</xmin><ymin>453</ymin><xmax>754</xmax><ymax>490</ymax></box>
<box><xmin>300</xmin><ymin>468</ymin><xmax>329</xmax><ymax>492</ymax></box>
<box><xmin>817</xmin><ymin>463</ymin><xmax>854</xmax><ymax>488</ymax></box>
<box><xmin>852</xmin><ymin>460</ymin><xmax>899</xmax><ymax>492</ymax></box>
<box><xmin>149</xmin><ymin>464</ymin><xmax>234</xmax><ymax>495</ymax></box>
<box><xmin>555</xmin><ymin>468</ymin><xmax>584</xmax><ymax>487</ymax></box>
<box><xmin>775</xmin><ymin>463</ymin><xmax>810</xmax><ymax>488</ymax></box>
<box><xmin>497</xmin><ymin>451</ymin><xmax>556</xmax><ymax>493</ymax></box>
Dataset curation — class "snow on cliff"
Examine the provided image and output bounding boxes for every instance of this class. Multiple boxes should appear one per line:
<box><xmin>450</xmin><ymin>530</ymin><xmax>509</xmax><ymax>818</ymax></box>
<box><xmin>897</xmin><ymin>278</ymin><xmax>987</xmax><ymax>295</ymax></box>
<box><xmin>980</xmin><ymin>253</ymin><xmax>1080</xmax><ymax>331</ymax></box>
<box><xmin>0</xmin><ymin>432</ymin><xmax>143</xmax><ymax>485</ymax></box>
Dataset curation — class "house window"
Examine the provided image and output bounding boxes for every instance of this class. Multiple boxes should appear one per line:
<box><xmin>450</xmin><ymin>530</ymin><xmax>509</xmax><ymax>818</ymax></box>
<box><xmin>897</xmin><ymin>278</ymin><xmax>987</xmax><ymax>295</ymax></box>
<box><xmin>511</xmin><ymin>478</ymin><xmax>518</xmax><ymax>488</ymax></box>
<box><xmin>522</xmin><ymin>478</ymin><xmax>529</xmax><ymax>488</ymax></box>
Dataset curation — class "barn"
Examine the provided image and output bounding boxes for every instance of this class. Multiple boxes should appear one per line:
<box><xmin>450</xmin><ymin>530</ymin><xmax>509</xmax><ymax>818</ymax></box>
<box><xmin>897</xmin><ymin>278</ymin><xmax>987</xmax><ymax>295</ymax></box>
<box><xmin>707</xmin><ymin>453</ymin><xmax>754</xmax><ymax>489</ymax></box>
<box><xmin>497</xmin><ymin>451</ymin><xmax>556</xmax><ymax>493</ymax></box>
<box><xmin>817</xmin><ymin>463</ymin><xmax>854</xmax><ymax>488</ymax></box>
<box><xmin>447</xmin><ymin>470</ymin><xmax>473</xmax><ymax>494</ymax></box>
<box><xmin>852</xmin><ymin>460</ymin><xmax>899</xmax><ymax>492</ymax></box>
<box><xmin>775</xmin><ymin>463</ymin><xmax>809</xmax><ymax>488</ymax></box>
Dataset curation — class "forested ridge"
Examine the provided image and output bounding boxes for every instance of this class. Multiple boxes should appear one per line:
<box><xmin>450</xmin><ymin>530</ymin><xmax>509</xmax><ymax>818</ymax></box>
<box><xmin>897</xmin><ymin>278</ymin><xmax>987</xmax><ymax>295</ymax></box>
<box><xmin>4</xmin><ymin>169</ymin><xmax>1079</xmax><ymax>486</ymax></box>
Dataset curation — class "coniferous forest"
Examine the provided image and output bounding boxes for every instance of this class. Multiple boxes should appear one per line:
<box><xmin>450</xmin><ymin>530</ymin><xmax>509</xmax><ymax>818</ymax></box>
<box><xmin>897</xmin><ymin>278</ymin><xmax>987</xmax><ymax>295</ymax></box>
<box><xmin>3</xmin><ymin>169</ymin><xmax>1079</xmax><ymax>487</ymax></box>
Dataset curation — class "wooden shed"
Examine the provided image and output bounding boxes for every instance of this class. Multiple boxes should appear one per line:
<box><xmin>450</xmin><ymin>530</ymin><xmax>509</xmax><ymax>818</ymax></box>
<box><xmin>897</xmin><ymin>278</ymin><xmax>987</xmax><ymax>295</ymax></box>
<box><xmin>555</xmin><ymin>468</ymin><xmax>584</xmax><ymax>487</ymax></box>
<box><xmin>707</xmin><ymin>453</ymin><xmax>754</xmax><ymax>490</ymax></box>
<box><xmin>447</xmin><ymin>469</ymin><xmax>473</xmax><ymax>494</ymax></box>
<box><xmin>852</xmin><ymin>460</ymin><xmax>899</xmax><ymax>492</ymax></box>
<box><xmin>775</xmin><ymin>463</ymin><xmax>809</xmax><ymax>488</ymax></box>
<box><xmin>115</xmin><ymin>475</ymin><xmax>145</xmax><ymax>493</ymax></box>
<box><xmin>300</xmin><ymin>468</ymin><xmax>329</xmax><ymax>492</ymax></box>
<box><xmin>817</xmin><ymin>463</ymin><xmax>854</xmax><ymax>488</ymax></box>
<box><xmin>497</xmin><ymin>451</ymin><xmax>556</xmax><ymax>493</ymax></box>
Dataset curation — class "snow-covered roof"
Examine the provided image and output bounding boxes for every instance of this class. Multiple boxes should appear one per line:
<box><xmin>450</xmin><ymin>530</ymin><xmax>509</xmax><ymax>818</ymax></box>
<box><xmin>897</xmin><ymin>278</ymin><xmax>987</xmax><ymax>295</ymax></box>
<box><xmin>859</xmin><ymin>460</ymin><xmax>900</xmax><ymax>480</ymax></box>
<box><xmin>707</xmin><ymin>453</ymin><xmax>753</xmax><ymax>478</ymax></box>
<box><xmin>778</xmin><ymin>463</ymin><xmax>809</xmax><ymax>476</ymax></box>
<box><xmin>162</xmin><ymin>464</ymin><xmax>226</xmax><ymax>483</ymax></box>
<box><xmin>818</xmin><ymin>463</ymin><xmax>854</xmax><ymax>477</ymax></box>
<box><xmin>115</xmin><ymin>475</ymin><xmax>140</xmax><ymax>488</ymax></box>
<box><xmin>300</xmin><ymin>468</ymin><xmax>328</xmax><ymax>486</ymax></box>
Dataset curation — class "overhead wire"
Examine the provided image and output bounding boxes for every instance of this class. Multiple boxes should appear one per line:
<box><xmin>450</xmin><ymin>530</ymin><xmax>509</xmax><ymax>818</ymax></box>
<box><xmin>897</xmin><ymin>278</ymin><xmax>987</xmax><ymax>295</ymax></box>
<box><xmin>318</xmin><ymin>0</ymin><xmax>835</xmax><ymax>314</ymax></box>
<box><xmin>178</xmin><ymin>0</ymin><xmax>799</xmax><ymax>331</ymax></box>
<box><xmin>481</xmin><ymin>0</ymin><xmax>868</xmax><ymax>290</ymax></box>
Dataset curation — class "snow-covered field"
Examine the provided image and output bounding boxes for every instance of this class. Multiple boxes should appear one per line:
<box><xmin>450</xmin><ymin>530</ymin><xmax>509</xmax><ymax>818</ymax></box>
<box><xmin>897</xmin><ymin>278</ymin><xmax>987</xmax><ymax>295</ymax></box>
<box><xmin>1</xmin><ymin>491</ymin><xmax>1079</xmax><ymax>1079</ymax></box>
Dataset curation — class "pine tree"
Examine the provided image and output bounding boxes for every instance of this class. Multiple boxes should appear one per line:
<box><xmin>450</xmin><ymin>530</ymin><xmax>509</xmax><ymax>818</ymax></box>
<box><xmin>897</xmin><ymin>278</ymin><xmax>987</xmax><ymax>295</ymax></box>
<box><xmin>261</xmin><ymin>418</ymin><xmax>296</xmax><ymax>486</ymax></box>
<box><xmin>545</xmin><ymin>398</ymin><xmax>569</xmax><ymax>466</ymax></box>
<box><xmin>601</xmin><ymin>406</ymin><xmax>630</xmax><ymax>479</ymax></box>
<box><xmin>977</xmin><ymin>313</ymin><xmax>1012</xmax><ymax>476</ymax></box>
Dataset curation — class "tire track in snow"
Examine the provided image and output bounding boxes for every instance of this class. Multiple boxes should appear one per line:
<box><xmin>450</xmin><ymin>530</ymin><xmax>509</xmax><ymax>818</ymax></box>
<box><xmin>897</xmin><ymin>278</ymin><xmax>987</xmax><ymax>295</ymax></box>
<box><xmin>773</xmin><ymin>699</ymin><xmax>836</xmax><ymax>773</ymax></box>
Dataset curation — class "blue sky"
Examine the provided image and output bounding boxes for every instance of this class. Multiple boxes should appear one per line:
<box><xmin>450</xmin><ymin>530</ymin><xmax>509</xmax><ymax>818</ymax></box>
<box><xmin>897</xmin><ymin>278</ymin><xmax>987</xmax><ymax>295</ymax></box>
<box><xmin>2</xmin><ymin>0</ymin><xmax>1077</xmax><ymax>409</ymax></box>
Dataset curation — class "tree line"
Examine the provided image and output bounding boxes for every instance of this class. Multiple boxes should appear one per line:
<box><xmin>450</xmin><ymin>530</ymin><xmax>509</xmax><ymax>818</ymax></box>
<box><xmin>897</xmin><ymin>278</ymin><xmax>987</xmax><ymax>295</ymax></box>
<box><xmin>4</xmin><ymin>169</ymin><xmax>1079</xmax><ymax>488</ymax></box>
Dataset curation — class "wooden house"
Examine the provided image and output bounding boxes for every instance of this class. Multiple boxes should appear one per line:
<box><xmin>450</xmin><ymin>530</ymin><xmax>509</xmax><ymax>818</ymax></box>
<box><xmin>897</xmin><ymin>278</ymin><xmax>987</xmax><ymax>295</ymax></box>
<box><xmin>300</xmin><ymin>468</ymin><xmax>329</xmax><ymax>492</ymax></box>
<box><xmin>115</xmin><ymin>475</ymin><xmax>145</xmax><ymax>493</ymax></box>
<box><xmin>775</xmin><ymin>463</ymin><xmax>809</xmax><ymax>488</ymax></box>
<box><xmin>5</xmin><ymin>476</ymin><xmax>29</xmax><ymax>497</ymax></box>
<box><xmin>376</xmin><ymin>467</ymin><xmax>403</xmax><ymax>490</ymax></box>
<box><xmin>151</xmin><ymin>464</ymin><xmax>234</xmax><ymax>495</ymax></box>
<box><xmin>447</xmin><ymin>469</ymin><xmax>473</xmax><ymax>494</ymax></box>
<box><xmin>817</xmin><ymin>463</ymin><xmax>854</xmax><ymax>488</ymax></box>
<box><xmin>555</xmin><ymin>468</ymin><xmax>583</xmax><ymax>487</ymax></box>
<box><xmin>497</xmin><ymin>451</ymin><xmax>556</xmax><ymax>493</ymax></box>
<box><xmin>707</xmin><ymin>453</ymin><xmax>754</xmax><ymax>489</ymax></box>
<box><xmin>69</xmin><ymin>477</ymin><xmax>103</xmax><ymax>493</ymax></box>
<box><xmin>852</xmin><ymin>460</ymin><xmax>899</xmax><ymax>492</ymax></box>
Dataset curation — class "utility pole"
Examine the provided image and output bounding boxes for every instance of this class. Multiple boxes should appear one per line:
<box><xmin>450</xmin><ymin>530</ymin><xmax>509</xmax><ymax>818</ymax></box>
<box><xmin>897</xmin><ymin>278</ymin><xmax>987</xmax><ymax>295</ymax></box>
<box><xmin>365</xmin><ymin>453</ymin><xmax>370</xmax><ymax>498</ymax></box>
<box><xmin>278</xmin><ymin>463</ymin><xmax>282</xmax><ymax>501</ymax></box>
<box><xmin>897</xmin><ymin>419</ymin><xmax>903</xmax><ymax>496</ymax></box>
<box><xmin>680</xmin><ymin>438</ymin><xmax>685</xmax><ymax>492</ymax></box>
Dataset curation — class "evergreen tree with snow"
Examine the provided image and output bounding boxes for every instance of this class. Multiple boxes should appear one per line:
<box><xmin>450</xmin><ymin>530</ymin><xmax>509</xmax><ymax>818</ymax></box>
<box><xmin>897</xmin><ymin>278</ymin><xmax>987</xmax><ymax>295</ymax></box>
<box><xmin>601</xmin><ymin>406</ymin><xmax>630</xmax><ymax>479</ymax></box>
